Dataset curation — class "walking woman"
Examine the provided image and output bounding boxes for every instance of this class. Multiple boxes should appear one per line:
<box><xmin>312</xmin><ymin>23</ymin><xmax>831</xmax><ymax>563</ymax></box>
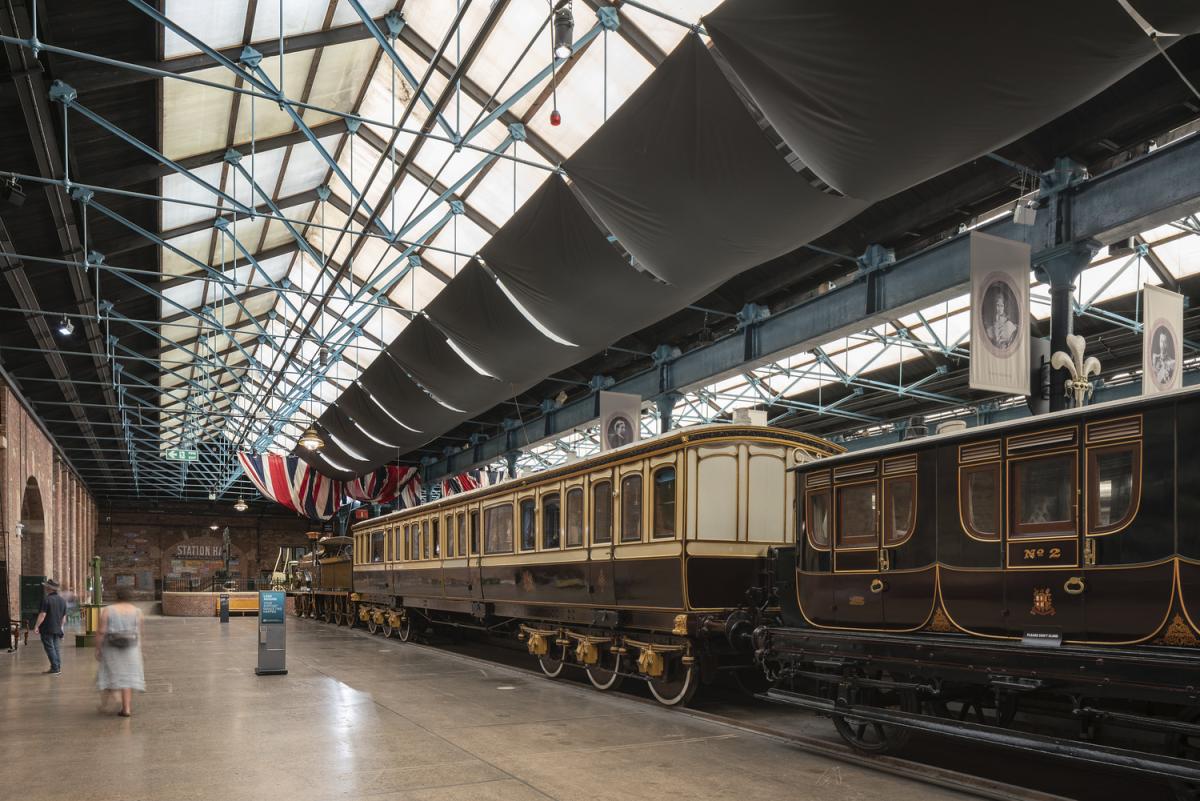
<box><xmin>95</xmin><ymin>586</ymin><xmax>145</xmax><ymax>717</ymax></box>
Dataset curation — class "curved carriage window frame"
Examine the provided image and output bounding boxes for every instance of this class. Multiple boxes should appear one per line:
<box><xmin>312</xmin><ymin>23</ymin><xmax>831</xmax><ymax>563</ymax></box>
<box><xmin>542</xmin><ymin>492</ymin><xmax>562</xmax><ymax>550</ymax></box>
<box><xmin>457</xmin><ymin>512</ymin><xmax>467</xmax><ymax>556</ymax></box>
<box><xmin>883</xmin><ymin>475</ymin><xmax>917</xmax><ymax>547</ymax></box>
<box><xmin>620</xmin><ymin>473</ymin><xmax>644</xmax><ymax>543</ymax></box>
<box><xmin>651</xmin><ymin>467</ymin><xmax>677</xmax><ymax>539</ymax></box>
<box><xmin>565</xmin><ymin>487</ymin><xmax>584</xmax><ymax>548</ymax></box>
<box><xmin>959</xmin><ymin>462</ymin><xmax>1001</xmax><ymax>542</ymax></box>
<box><xmin>835</xmin><ymin>480</ymin><xmax>878</xmax><ymax>550</ymax></box>
<box><xmin>1087</xmin><ymin>442</ymin><xmax>1141</xmax><ymax>536</ymax></box>
<box><xmin>804</xmin><ymin>489</ymin><xmax>831</xmax><ymax>551</ymax></box>
<box><xmin>592</xmin><ymin>480</ymin><xmax>613</xmax><ymax>544</ymax></box>
<box><xmin>1010</xmin><ymin>451</ymin><xmax>1077</xmax><ymax>540</ymax></box>
<box><xmin>519</xmin><ymin>498</ymin><xmax>537</xmax><ymax>551</ymax></box>
<box><xmin>370</xmin><ymin>530</ymin><xmax>385</xmax><ymax>563</ymax></box>
<box><xmin>470</xmin><ymin>510</ymin><xmax>480</xmax><ymax>555</ymax></box>
<box><xmin>483</xmin><ymin>502</ymin><xmax>514</xmax><ymax>554</ymax></box>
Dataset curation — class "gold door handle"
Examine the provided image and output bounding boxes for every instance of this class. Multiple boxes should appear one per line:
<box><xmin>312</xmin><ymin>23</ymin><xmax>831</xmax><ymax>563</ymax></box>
<box><xmin>870</xmin><ymin>578</ymin><xmax>885</xmax><ymax>594</ymax></box>
<box><xmin>1063</xmin><ymin>576</ymin><xmax>1086</xmax><ymax>595</ymax></box>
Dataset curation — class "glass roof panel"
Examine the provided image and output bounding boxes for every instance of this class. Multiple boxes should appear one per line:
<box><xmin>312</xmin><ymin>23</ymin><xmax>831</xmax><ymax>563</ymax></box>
<box><xmin>162</xmin><ymin>229</ymin><xmax>215</xmax><ymax>278</ymax></box>
<box><xmin>161</xmin><ymin>164</ymin><xmax>227</xmax><ymax>230</ymax></box>
<box><xmin>162</xmin><ymin>0</ymin><xmax>250</xmax><ymax>59</ymax></box>
<box><xmin>388</xmin><ymin>262</ymin><xmax>445</xmax><ymax>311</ymax></box>
<box><xmin>330</xmin><ymin>0</ymin><xmax>396</xmax><ymax>27</ymax></box>
<box><xmin>618</xmin><ymin>2</ymin><xmax>723</xmax><ymax>53</ymax></box>
<box><xmin>276</xmin><ymin>134</ymin><xmax>343</xmax><ymax>197</ymax></box>
<box><xmin>233</xmin><ymin>52</ymin><xmax>317</xmax><ymax>144</ymax></box>
<box><xmin>162</xmin><ymin>67</ymin><xmax>238</xmax><ymax>160</ymax></box>
<box><xmin>251</xmin><ymin>0</ymin><xmax>330</xmax><ymax>41</ymax></box>
<box><xmin>301</xmin><ymin>39</ymin><xmax>380</xmax><ymax>126</ymax></box>
<box><xmin>462</xmin><ymin>141</ymin><xmax>551</xmax><ymax>228</ymax></box>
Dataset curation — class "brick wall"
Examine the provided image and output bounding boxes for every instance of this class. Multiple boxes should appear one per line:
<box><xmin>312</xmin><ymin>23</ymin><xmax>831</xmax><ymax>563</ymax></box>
<box><xmin>1</xmin><ymin>383</ymin><xmax>98</xmax><ymax>624</ymax></box>
<box><xmin>96</xmin><ymin>503</ymin><xmax>314</xmax><ymax>601</ymax></box>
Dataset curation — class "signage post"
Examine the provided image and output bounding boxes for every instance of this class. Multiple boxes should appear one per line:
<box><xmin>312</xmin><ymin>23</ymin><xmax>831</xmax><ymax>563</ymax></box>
<box><xmin>255</xmin><ymin>590</ymin><xmax>287</xmax><ymax>676</ymax></box>
<box><xmin>219</xmin><ymin>593</ymin><xmax>230</xmax><ymax>623</ymax></box>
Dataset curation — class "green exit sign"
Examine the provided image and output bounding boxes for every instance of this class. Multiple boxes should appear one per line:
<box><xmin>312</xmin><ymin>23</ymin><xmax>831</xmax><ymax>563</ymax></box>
<box><xmin>165</xmin><ymin>448</ymin><xmax>199</xmax><ymax>462</ymax></box>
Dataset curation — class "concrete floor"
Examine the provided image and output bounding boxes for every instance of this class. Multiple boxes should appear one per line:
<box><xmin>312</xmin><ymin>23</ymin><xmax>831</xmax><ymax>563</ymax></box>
<box><xmin>1</xmin><ymin>614</ymin><xmax>980</xmax><ymax>801</ymax></box>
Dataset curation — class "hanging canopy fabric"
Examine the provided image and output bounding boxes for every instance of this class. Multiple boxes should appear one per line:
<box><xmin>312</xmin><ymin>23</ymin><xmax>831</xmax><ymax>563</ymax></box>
<box><xmin>423</xmin><ymin>259</ymin><xmax>579</xmax><ymax>383</ymax></box>
<box><xmin>479</xmin><ymin>176</ymin><xmax>681</xmax><ymax>351</ymax></box>
<box><xmin>564</xmin><ymin>34</ymin><xmax>867</xmax><ymax>287</ymax></box>
<box><xmin>388</xmin><ymin>314</ymin><xmax>510</xmax><ymax>415</ymax></box>
<box><xmin>703</xmin><ymin>0</ymin><xmax>1200</xmax><ymax>201</ymax></box>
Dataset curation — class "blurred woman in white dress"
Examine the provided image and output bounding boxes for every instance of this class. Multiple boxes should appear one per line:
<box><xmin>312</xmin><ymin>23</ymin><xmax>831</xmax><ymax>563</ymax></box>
<box><xmin>96</xmin><ymin>586</ymin><xmax>145</xmax><ymax>717</ymax></box>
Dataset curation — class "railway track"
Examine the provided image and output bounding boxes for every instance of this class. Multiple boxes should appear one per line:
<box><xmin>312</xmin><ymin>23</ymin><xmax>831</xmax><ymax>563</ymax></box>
<box><xmin>321</xmin><ymin>619</ymin><xmax>1167</xmax><ymax>801</ymax></box>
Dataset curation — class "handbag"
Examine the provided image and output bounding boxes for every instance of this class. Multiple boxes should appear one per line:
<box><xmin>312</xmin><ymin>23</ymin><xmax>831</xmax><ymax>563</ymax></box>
<box><xmin>104</xmin><ymin>632</ymin><xmax>137</xmax><ymax>649</ymax></box>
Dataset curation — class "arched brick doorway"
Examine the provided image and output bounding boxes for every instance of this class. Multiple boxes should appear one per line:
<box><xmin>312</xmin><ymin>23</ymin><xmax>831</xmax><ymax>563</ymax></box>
<box><xmin>17</xmin><ymin>477</ymin><xmax>47</xmax><ymax>627</ymax></box>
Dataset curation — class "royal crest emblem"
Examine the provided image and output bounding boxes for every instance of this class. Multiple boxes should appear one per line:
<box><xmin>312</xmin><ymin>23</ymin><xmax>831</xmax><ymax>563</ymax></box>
<box><xmin>1031</xmin><ymin>587</ymin><xmax>1056</xmax><ymax>616</ymax></box>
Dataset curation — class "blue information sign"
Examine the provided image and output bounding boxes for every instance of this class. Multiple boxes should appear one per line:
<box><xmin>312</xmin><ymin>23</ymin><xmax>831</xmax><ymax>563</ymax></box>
<box><xmin>259</xmin><ymin>591</ymin><xmax>286</xmax><ymax>624</ymax></box>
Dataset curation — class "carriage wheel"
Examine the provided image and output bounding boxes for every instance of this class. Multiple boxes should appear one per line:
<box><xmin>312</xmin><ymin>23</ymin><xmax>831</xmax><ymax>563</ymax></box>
<box><xmin>647</xmin><ymin>661</ymin><xmax>698</xmax><ymax>707</ymax></box>
<box><xmin>1168</xmin><ymin>707</ymin><xmax>1200</xmax><ymax>801</ymax></box>
<box><xmin>831</xmin><ymin>684</ymin><xmax>917</xmax><ymax>754</ymax></box>
<box><xmin>537</xmin><ymin>643</ymin><xmax>568</xmax><ymax>678</ymax></box>
<box><xmin>585</xmin><ymin>650</ymin><xmax>624</xmax><ymax>691</ymax></box>
<box><xmin>396</xmin><ymin>612</ymin><xmax>415</xmax><ymax>642</ymax></box>
<box><xmin>381</xmin><ymin>619</ymin><xmax>394</xmax><ymax>638</ymax></box>
<box><xmin>321</xmin><ymin>606</ymin><xmax>334</xmax><ymax>625</ymax></box>
<box><xmin>367</xmin><ymin>616</ymin><xmax>379</xmax><ymax>635</ymax></box>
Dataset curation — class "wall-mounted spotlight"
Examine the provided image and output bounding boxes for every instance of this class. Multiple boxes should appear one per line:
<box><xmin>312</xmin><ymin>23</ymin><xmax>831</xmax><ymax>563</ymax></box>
<box><xmin>553</xmin><ymin>3</ymin><xmax>574</xmax><ymax>59</ymax></box>
<box><xmin>209</xmin><ymin>523</ymin><xmax>219</xmax><ymax>531</ymax></box>
<box><xmin>57</xmin><ymin>316</ymin><xmax>74</xmax><ymax>336</ymax></box>
<box><xmin>0</xmin><ymin>177</ymin><xmax>25</xmax><ymax>208</ymax></box>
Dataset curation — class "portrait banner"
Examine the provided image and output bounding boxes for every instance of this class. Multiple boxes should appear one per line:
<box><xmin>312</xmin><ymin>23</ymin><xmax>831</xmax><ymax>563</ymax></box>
<box><xmin>1143</xmin><ymin>283</ymin><xmax>1183</xmax><ymax>395</ymax></box>
<box><xmin>599</xmin><ymin>391</ymin><xmax>642</xmax><ymax>451</ymax></box>
<box><xmin>969</xmin><ymin>232</ymin><xmax>1032</xmax><ymax>395</ymax></box>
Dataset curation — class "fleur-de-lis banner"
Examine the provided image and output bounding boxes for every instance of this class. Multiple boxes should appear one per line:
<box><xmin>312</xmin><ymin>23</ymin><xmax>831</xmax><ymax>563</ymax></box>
<box><xmin>1143</xmin><ymin>283</ymin><xmax>1184</xmax><ymax>395</ymax></box>
<box><xmin>969</xmin><ymin>232</ymin><xmax>1032</xmax><ymax>396</ymax></box>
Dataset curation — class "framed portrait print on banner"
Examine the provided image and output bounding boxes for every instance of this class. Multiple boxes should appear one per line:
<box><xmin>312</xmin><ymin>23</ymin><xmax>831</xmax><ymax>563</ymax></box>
<box><xmin>969</xmin><ymin>231</ymin><xmax>1032</xmax><ymax>396</ymax></box>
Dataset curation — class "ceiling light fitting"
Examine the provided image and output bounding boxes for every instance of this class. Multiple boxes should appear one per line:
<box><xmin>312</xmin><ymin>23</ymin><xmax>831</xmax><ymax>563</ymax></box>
<box><xmin>298</xmin><ymin>425</ymin><xmax>325</xmax><ymax>452</ymax></box>
<box><xmin>553</xmin><ymin>4</ymin><xmax>574</xmax><ymax>60</ymax></box>
<box><xmin>57</xmin><ymin>316</ymin><xmax>74</xmax><ymax>336</ymax></box>
<box><xmin>234</xmin><ymin>497</ymin><xmax>248</xmax><ymax>512</ymax></box>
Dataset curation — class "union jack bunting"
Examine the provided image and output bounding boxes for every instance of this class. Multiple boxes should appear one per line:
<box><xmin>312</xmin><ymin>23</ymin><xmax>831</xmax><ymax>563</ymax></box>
<box><xmin>438</xmin><ymin>468</ymin><xmax>504</xmax><ymax>498</ymax></box>
<box><xmin>344</xmin><ymin>465</ymin><xmax>421</xmax><ymax>506</ymax></box>
<box><xmin>238</xmin><ymin>452</ymin><xmax>343</xmax><ymax>520</ymax></box>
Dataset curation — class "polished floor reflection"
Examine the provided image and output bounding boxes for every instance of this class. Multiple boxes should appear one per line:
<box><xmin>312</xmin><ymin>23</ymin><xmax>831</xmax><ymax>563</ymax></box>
<box><xmin>1</xmin><ymin>614</ymin><xmax>972</xmax><ymax>801</ymax></box>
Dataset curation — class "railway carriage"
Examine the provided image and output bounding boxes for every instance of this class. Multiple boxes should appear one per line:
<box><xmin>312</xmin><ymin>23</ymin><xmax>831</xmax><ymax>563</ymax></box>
<box><xmin>759</xmin><ymin>385</ymin><xmax>1200</xmax><ymax>788</ymax></box>
<box><xmin>348</xmin><ymin>425</ymin><xmax>840</xmax><ymax>704</ymax></box>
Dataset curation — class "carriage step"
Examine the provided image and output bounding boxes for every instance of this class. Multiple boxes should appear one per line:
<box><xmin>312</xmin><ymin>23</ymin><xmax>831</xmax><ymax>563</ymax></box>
<box><xmin>759</xmin><ymin>688</ymin><xmax>1200</xmax><ymax>784</ymax></box>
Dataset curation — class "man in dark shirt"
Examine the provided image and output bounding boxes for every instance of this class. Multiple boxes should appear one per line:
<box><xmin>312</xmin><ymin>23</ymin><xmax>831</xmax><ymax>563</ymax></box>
<box><xmin>33</xmin><ymin>579</ymin><xmax>67</xmax><ymax>675</ymax></box>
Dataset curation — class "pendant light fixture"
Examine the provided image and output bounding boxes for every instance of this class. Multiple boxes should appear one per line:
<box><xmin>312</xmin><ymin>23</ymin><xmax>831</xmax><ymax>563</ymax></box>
<box><xmin>298</xmin><ymin>424</ymin><xmax>324</xmax><ymax>452</ymax></box>
<box><xmin>234</xmin><ymin>497</ymin><xmax>248</xmax><ymax>513</ymax></box>
<box><xmin>58</xmin><ymin>316</ymin><xmax>74</xmax><ymax>336</ymax></box>
<box><xmin>553</xmin><ymin>3</ymin><xmax>574</xmax><ymax>59</ymax></box>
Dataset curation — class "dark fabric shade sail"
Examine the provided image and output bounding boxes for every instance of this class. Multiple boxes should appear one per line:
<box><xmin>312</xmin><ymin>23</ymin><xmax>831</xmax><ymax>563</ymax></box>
<box><xmin>479</xmin><ymin>175</ymin><xmax>681</xmax><ymax>351</ymax></box>
<box><xmin>357</xmin><ymin>353</ymin><xmax>463</xmax><ymax>435</ymax></box>
<box><xmin>423</xmin><ymin>259</ymin><xmax>580</xmax><ymax>383</ymax></box>
<box><xmin>564</xmin><ymin>34</ymin><xmax>867</xmax><ymax>287</ymax></box>
<box><xmin>388</xmin><ymin>314</ymin><xmax>511</xmax><ymax>415</ymax></box>
<box><xmin>336</xmin><ymin>381</ymin><xmax>425</xmax><ymax>444</ymax></box>
<box><xmin>703</xmin><ymin>0</ymin><xmax>1200</xmax><ymax>202</ymax></box>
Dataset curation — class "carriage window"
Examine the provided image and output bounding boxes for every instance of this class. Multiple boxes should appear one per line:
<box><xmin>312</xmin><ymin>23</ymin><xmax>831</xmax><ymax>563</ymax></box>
<box><xmin>592</xmin><ymin>481</ymin><xmax>613</xmax><ymax>544</ymax></box>
<box><xmin>422</xmin><ymin>521</ymin><xmax>430</xmax><ymax>559</ymax></box>
<box><xmin>884</xmin><ymin>477</ymin><xmax>915</xmax><ymax>546</ymax></box>
<box><xmin>1013</xmin><ymin>454</ymin><xmax>1076</xmax><ymax>538</ymax></box>
<box><xmin>621</xmin><ymin>474</ymin><xmax>643</xmax><ymax>542</ymax></box>
<box><xmin>543</xmin><ymin>493</ymin><xmax>561</xmax><ymax>549</ymax></box>
<box><xmin>806</xmin><ymin>490</ymin><xmax>830</xmax><ymax>549</ymax></box>
<box><xmin>457</xmin><ymin>513</ymin><xmax>467</xmax><ymax>556</ymax></box>
<box><xmin>520</xmin><ymin>499</ymin><xmax>537</xmax><ymax>551</ymax></box>
<box><xmin>470</xmin><ymin>510</ymin><xmax>480</xmax><ymax>554</ymax></box>
<box><xmin>445</xmin><ymin>516</ymin><xmax>455</xmax><ymax>558</ymax></box>
<box><xmin>432</xmin><ymin>518</ymin><xmax>440</xmax><ymax>557</ymax></box>
<box><xmin>652</xmin><ymin>468</ymin><xmax>676</xmax><ymax>539</ymax></box>
<box><xmin>484</xmin><ymin>504</ymin><xmax>513</xmax><ymax>554</ymax></box>
<box><xmin>565</xmin><ymin>488</ymin><xmax>584</xmax><ymax>547</ymax></box>
<box><xmin>961</xmin><ymin>464</ymin><xmax>1000</xmax><ymax>541</ymax></box>
<box><xmin>1090</xmin><ymin>444</ymin><xmax>1138</xmax><ymax>532</ymax></box>
<box><xmin>370</xmin><ymin>531</ymin><xmax>384</xmax><ymax>563</ymax></box>
<box><xmin>837</xmin><ymin>483</ymin><xmax>878</xmax><ymax>547</ymax></box>
<box><xmin>403</xmin><ymin>525</ymin><xmax>411</xmax><ymax>561</ymax></box>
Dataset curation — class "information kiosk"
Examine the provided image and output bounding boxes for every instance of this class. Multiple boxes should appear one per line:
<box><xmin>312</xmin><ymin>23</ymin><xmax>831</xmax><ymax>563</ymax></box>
<box><xmin>255</xmin><ymin>590</ymin><xmax>287</xmax><ymax>676</ymax></box>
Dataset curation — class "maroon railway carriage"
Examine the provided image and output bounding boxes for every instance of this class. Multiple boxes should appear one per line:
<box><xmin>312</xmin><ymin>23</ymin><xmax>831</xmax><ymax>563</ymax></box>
<box><xmin>761</xmin><ymin>385</ymin><xmax>1200</xmax><ymax>790</ymax></box>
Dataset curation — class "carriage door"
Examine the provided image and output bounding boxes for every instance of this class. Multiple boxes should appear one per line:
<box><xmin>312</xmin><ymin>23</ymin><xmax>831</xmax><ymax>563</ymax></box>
<box><xmin>831</xmin><ymin>462</ymin><xmax>885</xmax><ymax>626</ymax></box>
<box><xmin>1004</xmin><ymin>427</ymin><xmax>1084</xmax><ymax>640</ymax></box>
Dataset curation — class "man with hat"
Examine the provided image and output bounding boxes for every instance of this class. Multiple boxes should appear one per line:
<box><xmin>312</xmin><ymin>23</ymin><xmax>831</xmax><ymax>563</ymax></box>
<box><xmin>32</xmin><ymin>579</ymin><xmax>67</xmax><ymax>675</ymax></box>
